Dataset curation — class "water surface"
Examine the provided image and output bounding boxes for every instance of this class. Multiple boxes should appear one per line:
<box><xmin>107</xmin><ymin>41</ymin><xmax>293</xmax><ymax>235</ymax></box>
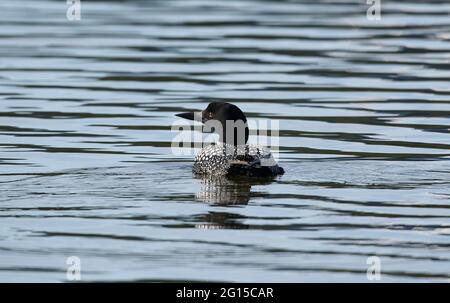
<box><xmin>1</xmin><ymin>0</ymin><xmax>450</xmax><ymax>282</ymax></box>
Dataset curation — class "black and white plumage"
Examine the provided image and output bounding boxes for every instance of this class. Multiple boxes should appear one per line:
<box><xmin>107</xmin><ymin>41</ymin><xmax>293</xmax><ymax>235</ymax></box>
<box><xmin>176</xmin><ymin>102</ymin><xmax>285</xmax><ymax>177</ymax></box>
<box><xmin>193</xmin><ymin>143</ymin><xmax>283</xmax><ymax>177</ymax></box>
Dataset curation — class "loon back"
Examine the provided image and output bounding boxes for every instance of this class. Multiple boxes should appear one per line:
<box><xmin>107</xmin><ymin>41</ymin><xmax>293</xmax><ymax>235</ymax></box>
<box><xmin>193</xmin><ymin>143</ymin><xmax>284</xmax><ymax>177</ymax></box>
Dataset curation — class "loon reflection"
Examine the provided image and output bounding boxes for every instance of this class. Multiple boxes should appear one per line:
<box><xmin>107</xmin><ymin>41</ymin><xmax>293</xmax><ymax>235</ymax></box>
<box><xmin>194</xmin><ymin>175</ymin><xmax>278</xmax><ymax>229</ymax></box>
<box><xmin>195</xmin><ymin>175</ymin><xmax>252</xmax><ymax>205</ymax></box>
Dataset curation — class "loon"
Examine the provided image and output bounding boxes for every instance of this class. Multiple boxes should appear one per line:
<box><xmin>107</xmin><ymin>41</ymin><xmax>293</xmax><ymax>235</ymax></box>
<box><xmin>176</xmin><ymin>102</ymin><xmax>284</xmax><ymax>177</ymax></box>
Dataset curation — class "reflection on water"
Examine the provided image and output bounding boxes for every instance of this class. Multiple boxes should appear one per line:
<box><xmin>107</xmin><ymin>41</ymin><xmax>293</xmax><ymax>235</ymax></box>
<box><xmin>195</xmin><ymin>175</ymin><xmax>279</xmax><ymax>206</ymax></box>
<box><xmin>194</xmin><ymin>175</ymin><xmax>282</xmax><ymax>229</ymax></box>
<box><xmin>196</xmin><ymin>176</ymin><xmax>253</xmax><ymax>205</ymax></box>
<box><xmin>194</xmin><ymin>212</ymin><xmax>250</xmax><ymax>230</ymax></box>
<box><xmin>1</xmin><ymin>0</ymin><xmax>450</xmax><ymax>282</ymax></box>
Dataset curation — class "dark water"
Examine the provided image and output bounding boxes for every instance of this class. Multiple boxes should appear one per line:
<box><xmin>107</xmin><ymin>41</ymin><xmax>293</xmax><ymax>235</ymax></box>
<box><xmin>1</xmin><ymin>0</ymin><xmax>450</xmax><ymax>282</ymax></box>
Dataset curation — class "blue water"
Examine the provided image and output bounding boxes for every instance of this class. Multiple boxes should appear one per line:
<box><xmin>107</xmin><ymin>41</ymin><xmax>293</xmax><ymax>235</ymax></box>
<box><xmin>1</xmin><ymin>0</ymin><xmax>450</xmax><ymax>282</ymax></box>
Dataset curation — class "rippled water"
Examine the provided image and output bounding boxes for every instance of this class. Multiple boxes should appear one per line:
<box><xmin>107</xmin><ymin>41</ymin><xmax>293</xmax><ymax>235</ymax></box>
<box><xmin>1</xmin><ymin>0</ymin><xmax>450</xmax><ymax>282</ymax></box>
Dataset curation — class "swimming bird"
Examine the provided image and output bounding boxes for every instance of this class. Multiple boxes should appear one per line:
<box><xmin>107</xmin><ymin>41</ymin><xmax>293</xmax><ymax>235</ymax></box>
<box><xmin>176</xmin><ymin>102</ymin><xmax>284</xmax><ymax>177</ymax></box>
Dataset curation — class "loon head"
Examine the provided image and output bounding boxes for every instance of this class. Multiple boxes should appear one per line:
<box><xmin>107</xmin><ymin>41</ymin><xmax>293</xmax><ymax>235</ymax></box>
<box><xmin>176</xmin><ymin>102</ymin><xmax>249</xmax><ymax>146</ymax></box>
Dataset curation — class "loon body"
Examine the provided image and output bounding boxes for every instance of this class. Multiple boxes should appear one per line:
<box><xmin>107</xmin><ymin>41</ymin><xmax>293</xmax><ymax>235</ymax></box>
<box><xmin>176</xmin><ymin>102</ymin><xmax>284</xmax><ymax>177</ymax></box>
<box><xmin>193</xmin><ymin>143</ymin><xmax>284</xmax><ymax>177</ymax></box>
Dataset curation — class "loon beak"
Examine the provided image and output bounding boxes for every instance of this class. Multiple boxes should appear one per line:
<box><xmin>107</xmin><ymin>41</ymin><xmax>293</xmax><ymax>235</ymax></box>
<box><xmin>176</xmin><ymin>111</ymin><xmax>203</xmax><ymax>122</ymax></box>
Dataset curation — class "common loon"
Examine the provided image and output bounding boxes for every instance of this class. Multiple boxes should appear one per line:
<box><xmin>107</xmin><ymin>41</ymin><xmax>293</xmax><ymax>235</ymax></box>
<box><xmin>176</xmin><ymin>102</ymin><xmax>284</xmax><ymax>177</ymax></box>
